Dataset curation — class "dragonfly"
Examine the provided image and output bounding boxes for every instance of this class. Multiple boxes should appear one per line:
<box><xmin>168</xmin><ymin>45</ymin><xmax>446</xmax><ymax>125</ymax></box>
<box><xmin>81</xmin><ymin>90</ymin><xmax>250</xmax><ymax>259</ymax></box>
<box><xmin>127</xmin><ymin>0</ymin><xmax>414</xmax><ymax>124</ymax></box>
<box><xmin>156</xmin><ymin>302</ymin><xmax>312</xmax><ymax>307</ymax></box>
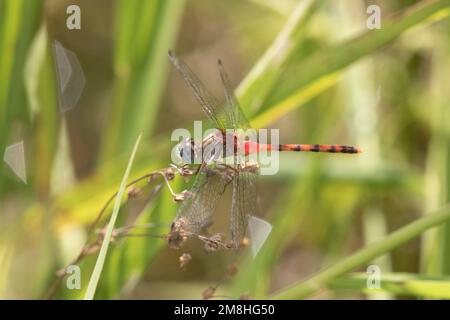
<box><xmin>166</xmin><ymin>51</ymin><xmax>361</xmax><ymax>256</ymax></box>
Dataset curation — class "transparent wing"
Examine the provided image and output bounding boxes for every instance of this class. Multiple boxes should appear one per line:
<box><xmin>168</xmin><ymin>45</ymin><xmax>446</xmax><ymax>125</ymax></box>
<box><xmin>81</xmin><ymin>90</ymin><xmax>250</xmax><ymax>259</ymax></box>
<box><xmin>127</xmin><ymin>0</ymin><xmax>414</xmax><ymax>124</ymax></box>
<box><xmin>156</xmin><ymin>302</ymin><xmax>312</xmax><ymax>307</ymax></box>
<box><xmin>219</xmin><ymin>59</ymin><xmax>257</xmax><ymax>244</ymax></box>
<box><xmin>168</xmin><ymin>51</ymin><xmax>227</xmax><ymax>130</ymax></box>
<box><xmin>230</xmin><ymin>166</ymin><xmax>259</xmax><ymax>246</ymax></box>
<box><xmin>168</xmin><ymin>52</ymin><xmax>252</xmax><ymax>130</ymax></box>
<box><xmin>248</xmin><ymin>216</ymin><xmax>272</xmax><ymax>257</ymax></box>
<box><xmin>218</xmin><ymin>60</ymin><xmax>252</xmax><ymax>130</ymax></box>
<box><xmin>176</xmin><ymin>165</ymin><xmax>228</xmax><ymax>235</ymax></box>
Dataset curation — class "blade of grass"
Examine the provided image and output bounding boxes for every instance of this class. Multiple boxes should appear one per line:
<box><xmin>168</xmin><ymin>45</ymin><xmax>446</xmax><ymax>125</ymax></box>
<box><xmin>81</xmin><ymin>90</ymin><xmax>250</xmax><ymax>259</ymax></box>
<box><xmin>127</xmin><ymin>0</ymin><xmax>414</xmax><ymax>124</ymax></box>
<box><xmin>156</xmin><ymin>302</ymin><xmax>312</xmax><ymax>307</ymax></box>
<box><xmin>232</xmin><ymin>162</ymin><xmax>319</xmax><ymax>298</ymax></box>
<box><xmin>421</xmin><ymin>32</ymin><xmax>450</xmax><ymax>275</ymax></box>
<box><xmin>236</xmin><ymin>0</ymin><xmax>324</xmax><ymax>115</ymax></box>
<box><xmin>25</xmin><ymin>24</ymin><xmax>58</xmax><ymax>197</ymax></box>
<box><xmin>0</xmin><ymin>0</ymin><xmax>24</xmax><ymax>142</ymax></box>
<box><xmin>328</xmin><ymin>272</ymin><xmax>450</xmax><ymax>299</ymax></box>
<box><xmin>334</xmin><ymin>0</ymin><xmax>391</xmax><ymax>299</ymax></box>
<box><xmin>0</xmin><ymin>235</ymin><xmax>14</xmax><ymax>298</ymax></box>
<box><xmin>100</xmin><ymin>0</ymin><xmax>185</xmax><ymax>161</ymax></box>
<box><xmin>250</xmin><ymin>0</ymin><xmax>450</xmax><ymax>128</ymax></box>
<box><xmin>98</xmin><ymin>177</ymin><xmax>179</xmax><ymax>299</ymax></box>
<box><xmin>270</xmin><ymin>204</ymin><xmax>450</xmax><ymax>299</ymax></box>
<box><xmin>84</xmin><ymin>133</ymin><xmax>142</xmax><ymax>300</ymax></box>
<box><xmin>247</xmin><ymin>0</ymin><xmax>297</xmax><ymax>17</ymax></box>
<box><xmin>0</xmin><ymin>0</ymin><xmax>43</xmax><ymax>193</ymax></box>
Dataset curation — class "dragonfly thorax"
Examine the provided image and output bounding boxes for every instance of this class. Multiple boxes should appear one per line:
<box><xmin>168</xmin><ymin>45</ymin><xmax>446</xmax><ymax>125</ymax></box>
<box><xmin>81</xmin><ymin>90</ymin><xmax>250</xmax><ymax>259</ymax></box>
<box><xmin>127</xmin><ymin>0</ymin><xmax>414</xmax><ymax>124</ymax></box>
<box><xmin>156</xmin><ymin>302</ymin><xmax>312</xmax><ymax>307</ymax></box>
<box><xmin>176</xmin><ymin>130</ymin><xmax>231</xmax><ymax>165</ymax></box>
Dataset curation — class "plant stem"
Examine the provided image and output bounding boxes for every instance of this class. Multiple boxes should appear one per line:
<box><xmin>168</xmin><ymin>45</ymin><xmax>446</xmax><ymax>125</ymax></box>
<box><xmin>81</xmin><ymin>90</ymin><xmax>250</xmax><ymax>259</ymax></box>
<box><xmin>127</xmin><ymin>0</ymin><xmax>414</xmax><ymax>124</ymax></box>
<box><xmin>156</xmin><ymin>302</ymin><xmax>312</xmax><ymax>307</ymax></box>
<box><xmin>270</xmin><ymin>204</ymin><xmax>450</xmax><ymax>299</ymax></box>
<box><xmin>328</xmin><ymin>272</ymin><xmax>450</xmax><ymax>299</ymax></box>
<box><xmin>84</xmin><ymin>133</ymin><xmax>142</xmax><ymax>300</ymax></box>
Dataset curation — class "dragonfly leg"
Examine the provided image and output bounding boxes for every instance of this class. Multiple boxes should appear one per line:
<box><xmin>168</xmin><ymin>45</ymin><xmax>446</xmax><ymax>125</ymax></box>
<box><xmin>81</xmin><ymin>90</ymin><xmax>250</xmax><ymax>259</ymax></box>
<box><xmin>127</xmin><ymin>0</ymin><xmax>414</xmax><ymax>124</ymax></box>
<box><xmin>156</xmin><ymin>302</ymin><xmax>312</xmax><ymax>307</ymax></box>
<box><xmin>159</xmin><ymin>170</ymin><xmax>192</xmax><ymax>202</ymax></box>
<box><xmin>169</xmin><ymin>163</ymin><xmax>197</xmax><ymax>178</ymax></box>
<box><xmin>240</xmin><ymin>162</ymin><xmax>259</xmax><ymax>174</ymax></box>
<box><xmin>196</xmin><ymin>233</ymin><xmax>228</xmax><ymax>252</ymax></box>
<box><xmin>211</xmin><ymin>162</ymin><xmax>238</xmax><ymax>194</ymax></box>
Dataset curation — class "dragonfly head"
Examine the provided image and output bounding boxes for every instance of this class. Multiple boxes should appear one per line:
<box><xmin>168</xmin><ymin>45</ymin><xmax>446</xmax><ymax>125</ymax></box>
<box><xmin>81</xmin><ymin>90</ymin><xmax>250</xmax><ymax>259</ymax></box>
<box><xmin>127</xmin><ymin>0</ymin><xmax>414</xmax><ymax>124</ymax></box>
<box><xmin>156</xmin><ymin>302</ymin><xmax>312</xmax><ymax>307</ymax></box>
<box><xmin>174</xmin><ymin>137</ymin><xmax>200</xmax><ymax>165</ymax></box>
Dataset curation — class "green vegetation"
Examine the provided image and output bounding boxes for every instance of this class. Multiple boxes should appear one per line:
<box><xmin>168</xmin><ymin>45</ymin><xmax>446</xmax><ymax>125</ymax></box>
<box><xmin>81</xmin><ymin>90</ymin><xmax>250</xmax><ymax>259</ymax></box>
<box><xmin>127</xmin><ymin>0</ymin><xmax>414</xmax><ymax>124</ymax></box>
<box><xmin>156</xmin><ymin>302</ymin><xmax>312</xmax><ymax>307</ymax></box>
<box><xmin>0</xmin><ymin>0</ymin><xmax>449</xmax><ymax>299</ymax></box>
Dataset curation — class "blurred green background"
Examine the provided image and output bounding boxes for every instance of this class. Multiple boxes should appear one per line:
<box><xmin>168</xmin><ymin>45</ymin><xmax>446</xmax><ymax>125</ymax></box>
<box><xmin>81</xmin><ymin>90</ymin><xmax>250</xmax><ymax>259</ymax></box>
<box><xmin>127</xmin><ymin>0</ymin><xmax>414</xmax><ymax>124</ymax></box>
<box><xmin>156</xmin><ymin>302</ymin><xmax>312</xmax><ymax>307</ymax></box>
<box><xmin>1</xmin><ymin>0</ymin><xmax>450</xmax><ymax>299</ymax></box>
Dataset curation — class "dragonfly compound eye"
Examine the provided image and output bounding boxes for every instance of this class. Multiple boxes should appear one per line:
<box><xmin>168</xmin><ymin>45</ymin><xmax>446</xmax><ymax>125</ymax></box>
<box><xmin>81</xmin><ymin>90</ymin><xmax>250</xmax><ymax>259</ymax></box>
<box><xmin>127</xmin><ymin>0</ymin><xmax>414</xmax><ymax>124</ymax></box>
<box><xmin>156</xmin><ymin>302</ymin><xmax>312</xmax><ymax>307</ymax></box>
<box><xmin>175</xmin><ymin>138</ymin><xmax>194</xmax><ymax>164</ymax></box>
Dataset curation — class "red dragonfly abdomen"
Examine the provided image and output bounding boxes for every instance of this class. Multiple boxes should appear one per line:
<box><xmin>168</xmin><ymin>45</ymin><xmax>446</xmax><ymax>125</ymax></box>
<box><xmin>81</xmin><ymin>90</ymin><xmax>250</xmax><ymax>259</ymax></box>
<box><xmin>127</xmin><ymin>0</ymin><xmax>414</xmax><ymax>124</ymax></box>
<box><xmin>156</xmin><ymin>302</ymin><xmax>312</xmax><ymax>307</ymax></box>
<box><xmin>243</xmin><ymin>141</ymin><xmax>362</xmax><ymax>154</ymax></box>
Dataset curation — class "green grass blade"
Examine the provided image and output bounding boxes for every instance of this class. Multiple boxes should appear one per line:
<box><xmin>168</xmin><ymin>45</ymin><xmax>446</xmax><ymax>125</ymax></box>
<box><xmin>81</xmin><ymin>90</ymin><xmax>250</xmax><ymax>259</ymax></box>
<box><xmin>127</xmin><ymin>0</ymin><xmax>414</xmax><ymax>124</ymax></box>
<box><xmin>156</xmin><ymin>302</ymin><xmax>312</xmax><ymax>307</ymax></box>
<box><xmin>100</xmin><ymin>0</ymin><xmax>185</xmax><ymax>161</ymax></box>
<box><xmin>270</xmin><ymin>204</ymin><xmax>450</xmax><ymax>299</ymax></box>
<box><xmin>328</xmin><ymin>272</ymin><xmax>450</xmax><ymax>299</ymax></box>
<box><xmin>249</xmin><ymin>0</ymin><xmax>450</xmax><ymax>128</ymax></box>
<box><xmin>84</xmin><ymin>133</ymin><xmax>142</xmax><ymax>300</ymax></box>
<box><xmin>0</xmin><ymin>0</ymin><xmax>24</xmax><ymax>138</ymax></box>
<box><xmin>236</xmin><ymin>0</ymin><xmax>324</xmax><ymax>115</ymax></box>
<box><xmin>232</xmin><ymin>166</ymin><xmax>317</xmax><ymax>298</ymax></box>
<box><xmin>97</xmin><ymin>177</ymin><xmax>179</xmax><ymax>299</ymax></box>
<box><xmin>24</xmin><ymin>24</ymin><xmax>58</xmax><ymax>196</ymax></box>
<box><xmin>0</xmin><ymin>0</ymin><xmax>43</xmax><ymax>192</ymax></box>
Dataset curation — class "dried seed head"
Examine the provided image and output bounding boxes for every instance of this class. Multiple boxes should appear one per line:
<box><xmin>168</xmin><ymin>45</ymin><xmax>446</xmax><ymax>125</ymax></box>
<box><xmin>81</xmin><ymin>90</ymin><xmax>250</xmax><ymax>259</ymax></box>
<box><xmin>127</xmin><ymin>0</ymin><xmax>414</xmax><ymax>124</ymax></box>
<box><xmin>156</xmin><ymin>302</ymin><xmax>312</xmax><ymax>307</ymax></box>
<box><xmin>95</xmin><ymin>226</ymin><xmax>106</xmax><ymax>238</ymax></box>
<box><xmin>203</xmin><ymin>233</ymin><xmax>223</xmax><ymax>252</ymax></box>
<box><xmin>174</xmin><ymin>190</ymin><xmax>192</xmax><ymax>202</ymax></box>
<box><xmin>127</xmin><ymin>186</ymin><xmax>142</xmax><ymax>198</ymax></box>
<box><xmin>179</xmin><ymin>253</ymin><xmax>192</xmax><ymax>269</ymax></box>
<box><xmin>241</xmin><ymin>237</ymin><xmax>251</xmax><ymax>247</ymax></box>
<box><xmin>55</xmin><ymin>268</ymin><xmax>66</xmax><ymax>278</ymax></box>
<box><xmin>225</xmin><ymin>240</ymin><xmax>239</xmax><ymax>249</ymax></box>
<box><xmin>83</xmin><ymin>242</ymin><xmax>101</xmax><ymax>256</ymax></box>
<box><xmin>165</xmin><ymin>168</ymin><xmax>176</xmax><ymax>181</ymax></box>
<box><xmin>167</xmin><ymin>218</ymin><xmax>189</xmax><ymax>249</ymax></box>
<box><xmin>96</xmin><ymin>226</ymin><xmax>119</xmax><ymax>242</ymax></box>
<box><xmin>147</xmin><ymin>175</ymin><xmax>156</xmax><ymax>184</ymax></box>
<box><xmin>240</xmin><ymin>293</ymin><xmax>251</xmax><ymax>300</ymax></box>
<box><xmin>167</xmin><ymin>232</ymin><xmax>187</xmax><ymax>249</ymax></box>
<box><xmin>226</xmin><ymin>264</ymin><xmax>239</xmax><ymax>278</ymax></box>
<box><xmin>202</xmin><ymin>286</ymin><xmax>217</xmax><ymax>300</ymax></box>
